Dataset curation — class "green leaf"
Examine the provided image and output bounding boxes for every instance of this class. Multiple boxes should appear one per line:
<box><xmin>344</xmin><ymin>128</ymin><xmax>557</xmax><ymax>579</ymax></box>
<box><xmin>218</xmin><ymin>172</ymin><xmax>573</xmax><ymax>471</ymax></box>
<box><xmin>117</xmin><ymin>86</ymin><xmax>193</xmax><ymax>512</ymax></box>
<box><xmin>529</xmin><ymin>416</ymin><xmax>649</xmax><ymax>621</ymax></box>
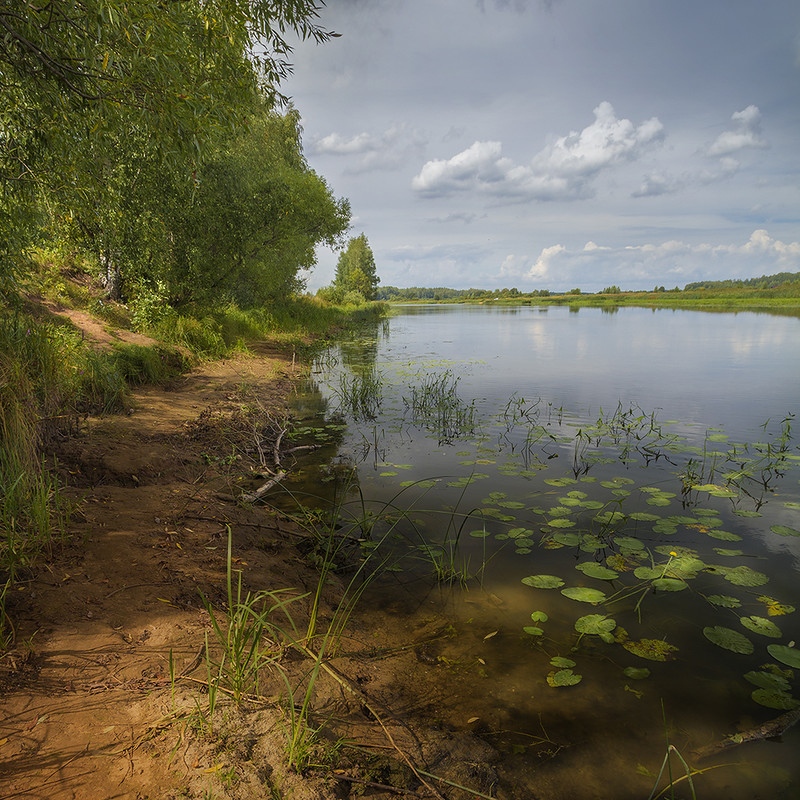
<box><xmin>622</xmin><ymin>639</ymin><xmax>678</xmax><ymax>661</ymax></box>
<box><xmin>751</xmin><ymin>689</ymin><xmax>800</xmax><ymax>710</ymax></box>
<box><xmin>521</xmin><ymin>575</ymin><xmax>564</xmax><ymax>589</ymax></box>
<box><xmin>722</xmin><ymin>565</ymin><xmax>769</xmax><ymax>587</ymax></box>
<box><xmin>767</xmin><ymin>644</ymin><xmax>800</xmax><ymax>669</ymax></box>
<box><xmin>703</xmin><ymin>626</ymin><xmax>753</xmax><ymax>654</ymax></box>
<box><xmin>623</xmin><ymin>666</ymin><xmax>651</xmax><ymax>680</ymax></box>
<box><xmin>744</xmin><ymin>671</ymin><xmax>791</xmax><ymax>693</ymax></box>
<box><xmin>770</xmin><ymin>524</ymin><xmax>800</xmax><ymax>537</ymax></box>
<box><xmin>547</xmin><ymin>518</ymin><xmax>576</xmax><ymax>528</ymax></box>
<box><xmin>547</xmin><ymin>668</ymin><xmax>582</xmax><ymax>687</ymax></box>
<box><xmin>575</xmin><ymin>614</ymin><xmax>617</xmax><ymax>643</ymax></box>
<box><xmin>523</xmin><ymin>626</ymin><xmax>544</xmax><ymax>636</ymax></box>
<box><xmin>707</xmin><ymin>594</ymin><xmax>742</xmax><ymax>608</ymax></box>
<box><xmin>739</xmin><ymin>616</ymin><xmax>781</xmax><ymax>638</ymax></box>
<box><xmin>550</xmin><ymin>656</ymin><xmax>576</xmax><ymax>668</ymax></box>
<box><xmin>530</xmin><ymin>611</ymin><xmax>549</xmax><ymax>622</ymax></box>
<box><xmin>575</xmin><ymin>562</ymin><xmax>619</xmax><ymax>580</ymax></box>
<box><xmin>561</xmin><ymin>587</ymin><xmax>607</xmax><ymax>604</ymax></box>
<box><xmin>651</xmin><ymin>578</ymin><xmax>687</xmax><ymax>592</ymax></box>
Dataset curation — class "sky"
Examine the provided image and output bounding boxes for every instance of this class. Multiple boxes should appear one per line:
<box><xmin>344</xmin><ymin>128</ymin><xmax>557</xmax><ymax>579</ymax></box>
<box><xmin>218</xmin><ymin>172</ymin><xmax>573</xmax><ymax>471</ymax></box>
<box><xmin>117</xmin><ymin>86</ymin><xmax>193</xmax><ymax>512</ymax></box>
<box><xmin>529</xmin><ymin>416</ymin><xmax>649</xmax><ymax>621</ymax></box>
<box><xmin>282</xmin><ymin>0</ymin><xmax>800</xmax><ymax>293</ymax></box>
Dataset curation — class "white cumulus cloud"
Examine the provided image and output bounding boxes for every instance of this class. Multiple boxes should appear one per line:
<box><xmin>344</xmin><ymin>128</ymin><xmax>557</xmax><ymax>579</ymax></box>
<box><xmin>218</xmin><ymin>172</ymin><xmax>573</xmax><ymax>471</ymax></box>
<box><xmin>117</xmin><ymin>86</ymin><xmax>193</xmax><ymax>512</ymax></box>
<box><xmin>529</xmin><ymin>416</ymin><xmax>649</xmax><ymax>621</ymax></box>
<box><xmin>311</xmin><ymin>124</ymin><xmax>426</xmax><ymax>173</ymax></box>
<box><xmin>412</xmin><ymin>102</ymin><xmax>664</xmax><ymax>201</ymax></box>
<box><xmin>527</xmin><ymin>230</ymin><xmax>800</xmax><ymax>289</ymax></box>
<box><xmin>707</xmin><ymin>105</ymin><xmax>768</xmax><ymax>157</ymax></box>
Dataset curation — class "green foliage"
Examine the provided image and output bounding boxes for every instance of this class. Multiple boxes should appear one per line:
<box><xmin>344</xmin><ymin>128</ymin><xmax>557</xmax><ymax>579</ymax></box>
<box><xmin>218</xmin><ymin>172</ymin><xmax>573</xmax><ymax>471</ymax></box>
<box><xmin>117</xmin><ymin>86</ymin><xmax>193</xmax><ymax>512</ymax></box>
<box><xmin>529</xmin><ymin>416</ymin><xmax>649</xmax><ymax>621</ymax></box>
<box><xmin>330</xmin><ymin>234</ymin><xmax>380</xmax><ymax>301</ymax></box>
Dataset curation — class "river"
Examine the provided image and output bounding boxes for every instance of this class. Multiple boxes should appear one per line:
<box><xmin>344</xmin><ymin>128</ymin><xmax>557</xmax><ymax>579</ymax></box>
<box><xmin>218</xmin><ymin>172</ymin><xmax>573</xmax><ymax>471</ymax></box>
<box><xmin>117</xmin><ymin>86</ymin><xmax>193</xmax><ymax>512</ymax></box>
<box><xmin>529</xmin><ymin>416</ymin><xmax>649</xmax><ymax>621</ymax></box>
<box><xmin>288</xmin><ymin>304</ymin><xmax>800</xmax><ymax>799</ymax></box>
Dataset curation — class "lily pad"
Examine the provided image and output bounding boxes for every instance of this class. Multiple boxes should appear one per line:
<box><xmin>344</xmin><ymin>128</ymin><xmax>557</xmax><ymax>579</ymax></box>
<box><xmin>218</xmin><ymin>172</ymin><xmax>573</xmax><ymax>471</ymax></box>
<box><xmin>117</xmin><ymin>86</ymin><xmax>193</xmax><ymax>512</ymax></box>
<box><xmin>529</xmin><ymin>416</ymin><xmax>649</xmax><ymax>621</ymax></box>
<box><xmin>751</xmin><ymin>688</ymin><xmax>800</xmax><ymax>711</ymax></box>
<box><xmin>740</xmin><ymin>616</ymin><xmax>781</xmax><ymax>638</ymax></box>
<box><xmin>550</xmin><ymin>656</ymin><xmax>576</xmax><ymax>668</ymax></box>
<box><xmin>614</xmin><ymin>536</ymin><xmax>645</xmax><ymax>551</ymax></box>
<box><xmin>707</xmin><ymin>594</ymin><xmax>742</xmax><ymax>608</ymax></box>
<box><xmin>530</xmin><ymin>611</ymin><xmax>549</xmax><ymax>622</ymax></box>
<box><xmin>523</xmin><ymin>626</ymin><xmax>544</xmax><ymax>636</ymax></box>
<box><xmin>633</xmin><ymin>566</ymin><xmax>662</xmax><ymax>581</ymax></box>
<box><xmin>561</xmin><ymin>587</ymin><xmax>607</xmax><ymax>605</ymax></box>
<box><xmin>767</xmin><ymin>644</ymin><xmax>800</xmax><ymax>669</ymax></box>
<box><xmin>703</xmin><ymin>626</ymin><xmax>753</xmax><ymax>654</ymax></box>
<box><xmin>544</xmin><ymin>477</ymin><xmax>577</xmax><ymax>487</ymax></box>
<box><xmin>744</xmin><ymin>671</ymin><xmax>791</xmax><ymax>693</ymax></box>
<box><xmin>552</xmin><ymin>531</ymin><xmax>581</xmax><ymax>546</ymax></box>
<box><xmin>758</xmin><ymin>596</ymin><xmax>795</xmax><ymax>616</ymax></box>
<box><xmin>522</xmin><ymin>575</ymin><xmax>564</xmax><ymax>589</ymax></box>
<box><xmin>575</xmin><ymin>614</ymin><xmax>617</xmax><ymax>643</ymax></box>
<box><xmin>547</xmin><ymin>518</ymin><xmax>576</xmax><ymax>529</ymax></box>
<box><xmin>651</xmin><ymin>578</ymin><xmax>687</xmax><ymax>592</ymax></box>
<box><xmin>622</xmin><ymin>639</ymin><xmax>678</xmax><ymax>661</ymax></box>
<box><xmin>623</xmin><ymin>666</ymin><xmax>651</xmax><ymax>680</ymax></box>
<box><xmin>575</xmin><ymin>562</ymin><xmax>619</xmax><ymax>580</ymax></box>
<box><xmin>770</xmin><ymin>524</ymin><xmax>800</xmax><ymax>537</ymax></box>
<box><xmin>547</xmin><ymin>668</ymin><xmax>582</xmax><ymax>687</ymax></box>
<box><xmin>707</xmin><ymin>529</ymin><xmax>743</xmax><ymax>542</ymax></box>
<box><xmin>722</xmin><ymin>566</ymin><xmax>769</xmax><ymax>587</ymax></box>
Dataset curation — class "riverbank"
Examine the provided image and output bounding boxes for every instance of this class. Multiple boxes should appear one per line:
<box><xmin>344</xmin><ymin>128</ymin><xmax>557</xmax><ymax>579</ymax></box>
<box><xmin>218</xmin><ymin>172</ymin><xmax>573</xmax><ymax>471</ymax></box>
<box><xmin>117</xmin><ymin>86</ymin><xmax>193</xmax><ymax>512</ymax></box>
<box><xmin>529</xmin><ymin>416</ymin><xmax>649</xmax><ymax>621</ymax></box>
<box><xmin>0</xmin><ymin>297</ymin><xmax>503</xmax><ymax>799</ymax></box>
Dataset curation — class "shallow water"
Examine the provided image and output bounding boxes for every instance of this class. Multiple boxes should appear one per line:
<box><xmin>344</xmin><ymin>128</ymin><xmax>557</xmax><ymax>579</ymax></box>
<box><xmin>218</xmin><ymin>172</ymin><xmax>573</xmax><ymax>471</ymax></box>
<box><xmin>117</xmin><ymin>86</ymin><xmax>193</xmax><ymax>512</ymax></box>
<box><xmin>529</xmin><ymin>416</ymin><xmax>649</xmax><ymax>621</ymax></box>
<box><xmin>287</xmin><ymin>304</ymin><xmax>800</xmax><ymax>798</ymax></box>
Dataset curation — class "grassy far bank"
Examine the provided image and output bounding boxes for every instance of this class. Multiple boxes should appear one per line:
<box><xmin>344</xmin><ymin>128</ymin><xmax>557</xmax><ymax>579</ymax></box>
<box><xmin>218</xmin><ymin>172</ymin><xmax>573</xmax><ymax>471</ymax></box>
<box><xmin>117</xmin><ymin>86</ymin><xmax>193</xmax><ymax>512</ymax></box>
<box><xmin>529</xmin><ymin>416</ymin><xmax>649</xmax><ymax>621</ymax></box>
<box><xmin>0</xmin><ymin>251</ymin><xmax>386</xmax><ymax>649</ymax></box>
<box><xmin>379</xmin><ymin>273</ymin><xmax>800</xmax><ymax>314</ymax></box>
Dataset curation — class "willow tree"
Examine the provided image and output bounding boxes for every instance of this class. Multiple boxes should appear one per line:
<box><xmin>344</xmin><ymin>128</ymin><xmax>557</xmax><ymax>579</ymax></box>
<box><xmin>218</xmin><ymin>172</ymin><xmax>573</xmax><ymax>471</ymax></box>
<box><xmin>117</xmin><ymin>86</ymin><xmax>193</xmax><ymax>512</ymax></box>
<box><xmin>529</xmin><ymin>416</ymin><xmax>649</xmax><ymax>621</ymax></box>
<box><xmin>0</xmin><ymin>0</ymin><xmax>335</xmax><ymax>298</ymax></box>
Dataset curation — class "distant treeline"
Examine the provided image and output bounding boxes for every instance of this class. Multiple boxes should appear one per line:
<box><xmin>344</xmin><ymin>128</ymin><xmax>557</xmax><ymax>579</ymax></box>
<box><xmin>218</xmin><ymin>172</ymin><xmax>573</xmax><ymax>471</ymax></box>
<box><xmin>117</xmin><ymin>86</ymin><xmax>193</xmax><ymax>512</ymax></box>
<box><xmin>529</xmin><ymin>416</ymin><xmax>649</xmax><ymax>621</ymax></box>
<box><xmin>378</xmin><ymin>270</ymin><xmax>800</xmax><ymax>300</ymax></box>
<box><xmin>684</xmin><ymin>271</ymin><xmax>800</xmax><ymax>291</ymax></box>
<box><xmin>377</xmin><ymin>286</ymin><xmax>552</xmax><ymax>301</ymax></box>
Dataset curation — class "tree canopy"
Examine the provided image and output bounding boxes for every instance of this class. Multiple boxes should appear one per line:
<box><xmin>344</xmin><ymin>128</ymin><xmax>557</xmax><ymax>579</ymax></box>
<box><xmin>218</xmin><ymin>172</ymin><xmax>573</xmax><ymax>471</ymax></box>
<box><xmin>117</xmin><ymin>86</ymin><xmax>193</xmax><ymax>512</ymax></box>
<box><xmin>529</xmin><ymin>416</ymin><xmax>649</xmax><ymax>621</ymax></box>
<box><xmin>1</xmin><ymin>0</ymin><xmax>343</xmax><ymax>307</ymax></box>
<box><xmin>331</xmin><ymin>234</ymin><xmax>379</xmax><ymax>301</ymax></box>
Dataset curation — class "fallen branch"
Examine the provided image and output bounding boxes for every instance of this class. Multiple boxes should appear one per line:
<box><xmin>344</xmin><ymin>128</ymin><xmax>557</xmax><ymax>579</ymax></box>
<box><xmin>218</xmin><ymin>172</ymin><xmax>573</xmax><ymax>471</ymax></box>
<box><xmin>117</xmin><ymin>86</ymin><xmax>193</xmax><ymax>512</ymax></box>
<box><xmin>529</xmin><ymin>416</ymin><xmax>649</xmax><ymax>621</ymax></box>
<box><xmin>241</xmin><ymin>470</ymin><xmax>287</xmax><ymax>503</ymax></box>
<box><xmin>693</xmin><ymin>705</ymin><xmax>800</xmax><ymax>760</ymax></box>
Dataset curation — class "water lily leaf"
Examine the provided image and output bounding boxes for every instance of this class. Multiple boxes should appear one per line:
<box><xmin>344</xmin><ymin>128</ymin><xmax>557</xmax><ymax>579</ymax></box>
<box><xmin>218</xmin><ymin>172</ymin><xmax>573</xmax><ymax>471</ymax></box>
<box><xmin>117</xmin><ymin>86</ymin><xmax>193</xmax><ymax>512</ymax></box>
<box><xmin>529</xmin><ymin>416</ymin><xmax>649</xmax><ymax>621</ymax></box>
<box><xmin>613</xmin><ymin>536</ymin><xmax>645</xmax><ymax>551</ymax></box>
<box><xmin>596</xmin><ymin>511</ymin><xmax>627</xmax><ymax>525</ymax></box>
<box><xmin>740</xmin><ymin>616</ymin><xmax>781</xmax><ymax>638</ymax></box>
<box><xmin>758</xmin><ymin>596</ymin><xmax>795</xmax><ymax>616</ymax></box>
<box><xmin>559</xmin><ymin>497</ymin><xmax>584</xmax><ymax>507</ymax></box>
<box><xmin>544</xmin><ymin>477</ymin><xmax>577</xmax><ymax>487</ymax></box>
<box><xmin>770</xmin><ymin>524</ymin><xmax>800</xmax><ymax>537</ymax></box>
<box><xmin>567</xmin><ymin>490</ymin><xmax>588</xmax><ymax>499</ymax></box>
<box><xmin>713</xmin><ymin>548</ymin><xmax>744</xmax><ymax>557</ymax></box>
<box><xmin>693</xmin><ymin>483</ymin><xmax>738</xmax><ymax>498</ymax></box>
<box><xmin>522</xmin><ymin>575</ymin><xmax>564</xmax><ymax>589</ymax></box>
<box><xmin>575</xmin><ymin>562</ymin><xmax>619</xmax><ymax>580</ymax></box>
<box><xmin>575</xmin><ymin>614</ymin><xmax>617</xmax><ymax>643</ymax></box>
<box><xmin>744</xmin><ymin>671</ymin><xmax>791</xmax><ymax>693</ymax></box>
<box><xmin>469</xmin><ymin>529</ymin><xmax>490</xmax><ymax>538</ymax></box>
<box><xmin>600</xmin><ymin>477</ymin><xmax>635</xmax><ymax>488</ymax></box>
<box><xmin>547</xmin><ymin>668</ymin><xmax>582</xmax><ymax>687</ymax></box>
<box><xmin>751</xmin><ymin>688</ymin><xmax>800</xmax><ymax>710</ymax></box>
<box><xmin>634</xmin><ymin>566</ymin><xmax>662</xmax><ymax>580</ymax></box>
<box><xmin>630</xmin><ymin>512</ymin><xmax>661</xmax><ymax>522</ymax></box>
<box><xmin>623</xmin><ymin>639</ymin><xmax>678</xmax><ymax>661</ymax></box>
<box><xmin>579</xmin><ymin>500</ymin><xmax>605</xmax><ymax>510</ymax></box>
<box><xmin>548</xmin><ymin>518</ymin><xmax>576</xmax><ymax>528</ymax></box>
<box><xmin>783</xmin><ymin>502</ymin><xmax>800</xmax><ymax>510</ymax></box>
<box><xmin>707</xmin><ymin>529</ymin><xmax>743</xmax><ymax>541</ymax></box>
<box><xmin>550</xmin><ymin>656</ymin><xmax>576</xmax><ymax>668</ymax></box>
<box><xmin>767</xmin><ymin>644</ymin><xmax>800</xmax><ymax>669</ymax></box>
<box><xmin>703</xmin><ymin>626</ymin><xmax>753</xmax><ymax>654</ymax></box>
<box><xmin>733</xmin><ymin>509</ymin><xmax>762</xmax><ymax>517</ymax></box>
<box><xmin>722</xmin><ymin>566</ymin><xmax>769</xmax><ymax>587</ymax></box>
<box><xmin>707</xmin><ymin>594</ymin><xmax>742</xmax><ymax>608</ymax></box>
<box><xmin>652</xmin><ymin>578</ymin><xmax>687</xmax><ymax>592</ymax></box>
<box><xmin>579</xmin><ymin>534</ymin><xmax>604</xmax><ymax>553</ymax></box>
<box><xmin>646</xmin><ymin>496</ymin><xmax>672</xmax><ymax>506</ymax></box>
<box><xmin>623</xmin><ymin>666</ymin><xmax>651</xmax><ymax>680</ymax></box>
<box><xmin>498</xmin><ymin>500</ymin><xmax>526</xmax><ymax>509</ymax></box>
<box><xmin>523</xmin><ymin>626</ymin><xmax>544</xmax><ymax>636</ymax></box>
<box><xmin>552</xmin><ymin>531</ymin><xmax>581</xmax><ymax>546</ymax></box>
<box><xmin>530</xmin><ymin>611</ymin><xmax>549</xmax><ymax>623</ymax></box>
<box><xmin>561</xmin><ymin>587</ymin><xmax>607</xmax><ymax>604</ymax></box>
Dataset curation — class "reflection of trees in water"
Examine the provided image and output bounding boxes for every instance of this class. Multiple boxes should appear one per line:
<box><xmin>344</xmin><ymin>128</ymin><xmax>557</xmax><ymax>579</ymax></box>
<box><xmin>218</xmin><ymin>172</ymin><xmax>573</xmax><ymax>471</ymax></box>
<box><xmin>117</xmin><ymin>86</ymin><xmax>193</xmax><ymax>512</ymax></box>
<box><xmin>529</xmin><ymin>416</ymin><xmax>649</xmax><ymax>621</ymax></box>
<box><xmin>337</xmin><ymin>319</ymin><xmax>386</xmax><ymax>374</ymax></box>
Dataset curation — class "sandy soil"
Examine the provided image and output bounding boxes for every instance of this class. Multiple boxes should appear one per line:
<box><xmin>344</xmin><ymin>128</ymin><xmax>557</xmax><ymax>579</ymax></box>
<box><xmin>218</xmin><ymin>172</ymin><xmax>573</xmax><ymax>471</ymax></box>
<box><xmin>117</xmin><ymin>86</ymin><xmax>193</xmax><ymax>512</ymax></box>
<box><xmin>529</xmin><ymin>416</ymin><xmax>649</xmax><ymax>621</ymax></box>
<box><xmin>0</xmin><ymin>328</ymin><xmax>503</xmax><ymax>800</ymax></box>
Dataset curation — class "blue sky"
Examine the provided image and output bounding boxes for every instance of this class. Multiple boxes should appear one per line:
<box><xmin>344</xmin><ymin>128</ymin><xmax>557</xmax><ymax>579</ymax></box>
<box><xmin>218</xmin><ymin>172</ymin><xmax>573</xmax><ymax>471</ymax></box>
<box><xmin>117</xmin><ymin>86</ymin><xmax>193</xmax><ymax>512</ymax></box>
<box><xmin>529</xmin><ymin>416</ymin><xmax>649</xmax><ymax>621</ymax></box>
<box><xmin>284</xmin><ymin>0</ymin><xmax>800</xmax><ymax>292</ymax></box>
